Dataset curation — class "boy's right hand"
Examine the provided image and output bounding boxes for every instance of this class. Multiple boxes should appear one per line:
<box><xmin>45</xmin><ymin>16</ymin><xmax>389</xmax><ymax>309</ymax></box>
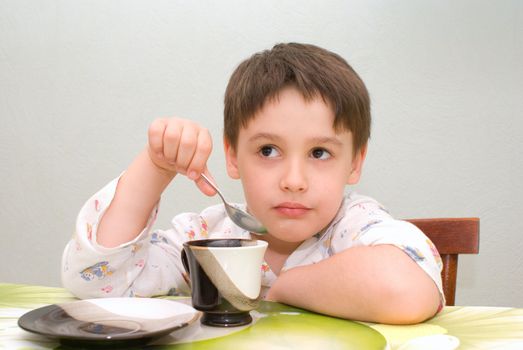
<box><xmin>147</xmin><ymin>117</ymin><xmax>216</xmax><ymax>196</ymax></box>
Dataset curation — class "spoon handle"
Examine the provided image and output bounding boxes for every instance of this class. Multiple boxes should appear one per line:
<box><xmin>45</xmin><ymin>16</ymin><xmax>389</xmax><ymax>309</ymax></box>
<box><xmin>200</xmin><ymin>174</ymin><xmax>226</xmax><ymax>203</ymax></box>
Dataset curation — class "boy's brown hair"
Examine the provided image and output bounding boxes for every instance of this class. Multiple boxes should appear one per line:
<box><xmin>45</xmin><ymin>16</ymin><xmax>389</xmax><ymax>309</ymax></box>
<box><xmin>224</xmin><ymin>43</ymin><xmax>371</xmax><ymax>153</ymax></box>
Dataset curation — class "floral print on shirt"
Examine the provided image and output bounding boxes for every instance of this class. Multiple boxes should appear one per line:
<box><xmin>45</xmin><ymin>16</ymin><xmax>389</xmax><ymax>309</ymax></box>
<box><xmin>80</xmin><ymin>261</ymin><xmax>114</xmax><ymax>281</ymax></box>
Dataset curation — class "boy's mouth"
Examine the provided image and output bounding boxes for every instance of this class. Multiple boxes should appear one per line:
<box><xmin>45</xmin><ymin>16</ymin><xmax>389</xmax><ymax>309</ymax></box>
<box><xmin>274</xmin><ymin>202</ymin><xmax>310</xmax><ymax>217</ymax></box>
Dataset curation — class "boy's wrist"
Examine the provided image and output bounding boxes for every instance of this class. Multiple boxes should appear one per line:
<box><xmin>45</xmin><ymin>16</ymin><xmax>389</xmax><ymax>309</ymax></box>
<box><xmin>145</xmin><ymin>148</ymin><xmax>178</xmax><ymax>179</ymax></box>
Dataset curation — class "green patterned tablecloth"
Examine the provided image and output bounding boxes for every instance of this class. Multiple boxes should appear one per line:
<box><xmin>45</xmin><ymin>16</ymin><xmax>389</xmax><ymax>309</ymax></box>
<box><xmin>1</xmin><ymin>283</ymin><xmax>523</xmax><ymax>349</ymax></box>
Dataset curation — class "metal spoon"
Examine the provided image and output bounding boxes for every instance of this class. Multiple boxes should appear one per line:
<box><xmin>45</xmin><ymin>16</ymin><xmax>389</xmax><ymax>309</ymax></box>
<box><xmin>200</xmin><ymin>173</ymin><xmax>267</xmax><ymax>234</ymax></box>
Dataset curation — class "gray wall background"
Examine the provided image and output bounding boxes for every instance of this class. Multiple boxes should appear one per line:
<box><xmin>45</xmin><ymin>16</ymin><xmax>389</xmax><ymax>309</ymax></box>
<box><xmin>1</xmin><ymin>1</ymin><xmax>522</xmax><ymax>307</ymax></box>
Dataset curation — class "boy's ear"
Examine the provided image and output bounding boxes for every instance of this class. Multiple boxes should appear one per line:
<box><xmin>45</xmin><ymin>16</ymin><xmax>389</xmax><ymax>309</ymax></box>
<box><xmin>224</xmin><ymin>138</ymin><xmax>241</xmax><ymax>179</ymax></box>
<box><xmin>347</xmin><ymin>144</ymin><xmax>368</xmax><ymax>185</ymax></box>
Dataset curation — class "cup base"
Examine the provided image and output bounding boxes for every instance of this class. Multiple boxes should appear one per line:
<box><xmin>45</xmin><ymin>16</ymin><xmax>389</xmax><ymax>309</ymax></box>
<box><xmin>201</xmin><ymin>311</ymin><xmax>252</xmax><ymax>327</ymax></box>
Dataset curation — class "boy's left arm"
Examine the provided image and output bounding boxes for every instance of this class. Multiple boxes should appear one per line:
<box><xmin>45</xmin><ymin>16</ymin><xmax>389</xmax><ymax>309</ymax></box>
<box><xmin>266</xmin><ymin>244</ymin><xmax>441</xmax><ymax>324</ymax></box>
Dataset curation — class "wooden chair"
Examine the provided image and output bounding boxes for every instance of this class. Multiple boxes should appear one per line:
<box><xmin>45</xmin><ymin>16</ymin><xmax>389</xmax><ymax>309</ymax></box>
<box><xmin>406</xmin><ymin>218</ymin><xmax>480</xmax><ymax>306</ymax></box>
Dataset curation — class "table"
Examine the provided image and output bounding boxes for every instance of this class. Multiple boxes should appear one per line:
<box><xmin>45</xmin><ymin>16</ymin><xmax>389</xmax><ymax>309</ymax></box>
<box><xmin>1</xmin><ymin>283</ymin><xmax>523</xmax><ymax>349</ymax></box>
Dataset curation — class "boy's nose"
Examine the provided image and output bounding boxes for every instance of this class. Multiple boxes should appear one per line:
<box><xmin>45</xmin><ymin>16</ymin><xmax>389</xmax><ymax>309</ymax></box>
<box><xmin>280</xmin><ymin>160</ymin><xmax>308</xmax><ymax>192</ymax></box>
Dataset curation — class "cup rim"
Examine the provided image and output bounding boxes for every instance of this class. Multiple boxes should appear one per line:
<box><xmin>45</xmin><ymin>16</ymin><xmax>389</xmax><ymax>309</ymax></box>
<box><xmin>183</xmin><ymin>238</ymin><xmax>268</xmax><ymax>250</ymax></box>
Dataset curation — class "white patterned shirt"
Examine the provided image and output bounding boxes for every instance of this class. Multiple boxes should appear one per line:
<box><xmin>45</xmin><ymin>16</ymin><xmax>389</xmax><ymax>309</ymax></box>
<box><xmin>61</xmin><ymin>177</ymin><xmax>444</xmax><ymax>306</ymax></box>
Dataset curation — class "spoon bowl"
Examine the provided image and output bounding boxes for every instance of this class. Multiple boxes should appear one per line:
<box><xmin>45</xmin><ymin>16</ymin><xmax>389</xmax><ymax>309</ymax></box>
<box><xmin>200</xmin><ymin>174</ymin><xmax>267</xmax><ymax>234</ymax></box>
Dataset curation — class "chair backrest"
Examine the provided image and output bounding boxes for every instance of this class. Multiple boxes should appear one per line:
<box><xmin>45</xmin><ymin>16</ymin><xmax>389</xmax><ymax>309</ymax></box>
<box><xmin>406</xmin><ymin>218</ymin><xmax>480</xmax><ymax>306</ymax></box>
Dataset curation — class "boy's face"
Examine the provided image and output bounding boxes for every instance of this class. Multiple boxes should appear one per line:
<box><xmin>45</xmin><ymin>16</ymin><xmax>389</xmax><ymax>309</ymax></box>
<box><xmin>225</xmin><ymin>86</ymin><xmax>366</xmax><ymax>243</ymax></box>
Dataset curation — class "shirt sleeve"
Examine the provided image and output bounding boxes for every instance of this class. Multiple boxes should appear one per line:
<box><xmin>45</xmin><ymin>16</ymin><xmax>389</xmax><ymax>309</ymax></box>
<box><xmin>331</xmin><ymin>193</ymin><xmax>445</xmax><ymax>305</ymax></box>
<box><xmin>61</xmin><ymin>176</ymin><xmax>221</xmax><ymax>299</ymax></box>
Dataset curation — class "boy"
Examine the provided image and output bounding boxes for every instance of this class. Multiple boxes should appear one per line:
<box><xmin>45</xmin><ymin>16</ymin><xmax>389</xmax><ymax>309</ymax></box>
<box><xmin>62</xmin><ymin>43</ymin><xmax>443</xmax><ymax>324</ymax></box>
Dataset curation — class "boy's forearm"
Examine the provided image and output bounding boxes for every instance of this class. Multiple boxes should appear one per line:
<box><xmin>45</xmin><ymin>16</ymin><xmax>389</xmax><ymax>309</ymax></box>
<box><xmin>266</xmin><ymin>245</ymin><xmax>440</xmax><ymax>324</ymax></box>
<box><xmin>96</xmin><ymin>149</ymin><xmax>175</xmax><ymax>247</ymax></box>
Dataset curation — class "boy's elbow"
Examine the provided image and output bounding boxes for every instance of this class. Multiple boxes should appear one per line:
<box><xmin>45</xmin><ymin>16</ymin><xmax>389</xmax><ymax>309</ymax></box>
<box><xmin>379</xmin><ymin>279</ymin><xmax>441</xmax><ymax>325</ymax></box>
<box><xmin>61</xmin><ymin>273</ymin><xmax>91</xmax><ymax>299</ymax></box>
<box><xmin>387</xmin><ymin>300</ymin><xmax>439</xmax><ymax>325</ymax></box>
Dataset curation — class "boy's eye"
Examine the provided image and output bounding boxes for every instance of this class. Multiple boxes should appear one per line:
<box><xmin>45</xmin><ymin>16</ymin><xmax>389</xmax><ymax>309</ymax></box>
<box><xmin>259</xmin><ymin>145</ymin><xmax>280</xmax><ymax>158</ymax></box>
<box><xmin>311</xmin><ymin>148</ymin><xmax>331</xmax><ymax>160</ymax></box>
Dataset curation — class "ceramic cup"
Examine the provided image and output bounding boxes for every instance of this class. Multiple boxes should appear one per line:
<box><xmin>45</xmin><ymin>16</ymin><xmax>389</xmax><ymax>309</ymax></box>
<box><xmin>181</xmin><ymin>238</ymin><xmax>268</xmax><ymax>327</ymax></box>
